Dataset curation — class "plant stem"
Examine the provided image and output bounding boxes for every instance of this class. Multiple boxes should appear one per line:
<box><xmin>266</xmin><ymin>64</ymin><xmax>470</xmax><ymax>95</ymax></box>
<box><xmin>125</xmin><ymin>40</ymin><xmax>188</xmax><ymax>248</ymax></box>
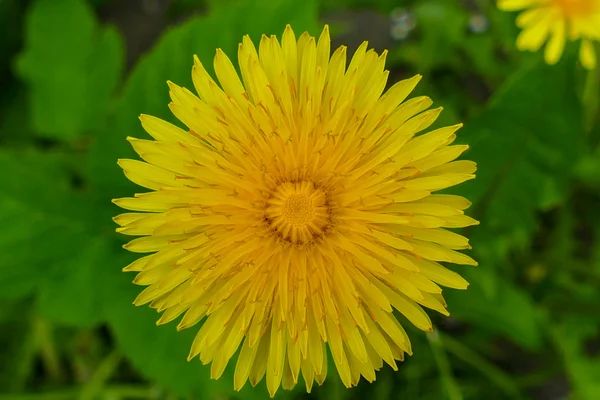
<box><xmin>10</xmin><ymin>310</ymin><xmax>37</xmax><ymax>392</ymax></box>
<box><xmin>440</xmin><ymin>333</ymin><xmax>525</xmax><ymax>399</ymax></box>
<box><xmin>79</xmin><ymin>350</ymin><xmax>122</xmax><ymax>400</ymax></box>
<box><xmin>514</xmin><ymin>365</ymin><xmax>563</xmax><ymax>388</ymax></box>
<box><xmin>427</xmin><ymin>330</ymin><xmax>463</xmax><ymax>400</ymax></box>
<box><xmin>33</xmin><ymin>318</ymin><xmax>64</xmax><ymax>384</ymax></box>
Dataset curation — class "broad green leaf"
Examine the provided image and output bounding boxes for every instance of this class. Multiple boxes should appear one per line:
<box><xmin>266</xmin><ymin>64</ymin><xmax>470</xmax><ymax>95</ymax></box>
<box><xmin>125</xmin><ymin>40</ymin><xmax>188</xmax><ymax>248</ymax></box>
<box><xmin>461</xmin><ymin>36</ymin><xmax>504</xmax><ymax>81</ymax></box>
<box><xmin>36</xmin><ymin>238</ymin><xmax>111</xmax><ymax>327</ymax></box>
<box><xmin>414</xmin><ymin>0</ymin><xmax>467</xmax><ymax>44</ymax></box>
<box><xmin>446</xmin><ymin>268</ymin><xmax>543</xmax><ymax>350</ymax></box>
<box><xmin>91</xmin><ymin>0</ymin><xmax>320</xmax><ymax>395</ymax></box>
<box><xmin>410</xmin><ymin>0</ymin><xmax>468</xmax><ymax>72</ymax></box>
<box><xmin>15</xmin><ymin>0</ymin><xmax>124</xmax><ymax>141</ymax></box>
<box><xmin>0</xmin><ymin>150</ymin><xmax>80</xmax><ymax>299</ymax></box>
<box><xmin>85</xmin><ymin>26</ymin><xmax>125</xmax><ymax>132</ymax></box>
<box><xmin>0</xmin><ymin>299</ymin><xmax>35</xmax><ymax>392</ymax></box>
<box><xmin>455</xmin><ymin>57</ymin><xmax>583</xmax><ymax>288</ymax></box>
<box><xmin>553</xmin><ymin>317</ymin><xmax>600</xmax><ymax>399</ymax></box>
<box><xmin>0</xmin><ymin>150</ymin><xmax>115</xmax><ymax>328</ymax></box>
<box><xmin>575</xmin><ymin>153</ymin><xmax>600</xmax><ymax>191</ymax></box>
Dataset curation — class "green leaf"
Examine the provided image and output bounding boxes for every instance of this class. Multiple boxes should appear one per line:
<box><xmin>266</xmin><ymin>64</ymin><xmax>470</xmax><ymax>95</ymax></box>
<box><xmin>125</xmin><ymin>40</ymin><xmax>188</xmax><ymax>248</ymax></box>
<box><xmin>36</xmin><ymin>238</ymin><xmax>111</xmax><ymax>327</ymax></box>
<box><xmin>15</xmin><ymin>0</ymin><xmax>124</xmax><ymax>140</ymax></box>
<box><xmin>574</xmin><ymin>153</ymin><xmax>600</xmax><ymax>191</ymax></box>
<box><xmin>85</xmin><ymin>26</ymin><xmax>125</xmax><ymax>132</ymax></box>
<box><xmin>0</xmin><ymin>150</ymin><xmax>80</xmax><ymax>299</ymax></box>
<box><xmin>411</xmin><ymin>0</ymin><xmax>468</xmax><ymax>71</ymax></box>
<box><xmin>0</xmin><ymin>299</ymin><xmax>35</xmax><ymax>392</ymax></box>
<box><xmin>446</xmin><ymin>268</ymin><xmax>543</xmax><ymax>350</ymax></box>
<box><xmin>455</xmin><ymin>57</ymin><xmax>583</xmax><ymax>281</ymax></box>
<box><xmin>91</xmin><ymin>0</ymin><xmax>320</xmax><ymax>395</ymax></box>
<box><xmin>461</xmin><ymin>36</ymin><xmax>502</xmax><ymax>81</ymax></box>
<box><xmin>0</xmin><ymin>149</ymin><xmax>116</xmax><ymax>328</ymax></box>
<box><xmin>415</xmin><ymin>0</ymin><xmax>467</xmax><ymax>44</ymax></box>
<box><xmin>553</xmin><ymin>317</ymin><xmax>600</xmax><ymax>398</ymax></box>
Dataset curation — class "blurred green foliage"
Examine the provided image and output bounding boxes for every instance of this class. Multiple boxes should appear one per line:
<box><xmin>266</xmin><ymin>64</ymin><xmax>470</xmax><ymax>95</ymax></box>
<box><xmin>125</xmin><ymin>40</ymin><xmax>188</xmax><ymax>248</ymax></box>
<box><xmin>15</xmin><ymin>0</ymin><xmax>124</xmax><ymax>140</ymax></box>
<box><xmin>1</xmin><ymin>0</ymin><xmax>600</xmax><ymax>399</ymax></box>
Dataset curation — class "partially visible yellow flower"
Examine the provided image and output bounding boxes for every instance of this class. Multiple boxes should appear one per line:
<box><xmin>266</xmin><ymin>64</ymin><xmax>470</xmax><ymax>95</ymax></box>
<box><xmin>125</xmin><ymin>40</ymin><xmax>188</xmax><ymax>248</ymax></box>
<box><xmin>498</xmin><ymin>0</ymin><xmax>600</xmax><ymax>69</ymax></box>
<box><xmin>113</xmin><ymin>25</ymin><xmax>477</xmax><ymax>397</ymax></box>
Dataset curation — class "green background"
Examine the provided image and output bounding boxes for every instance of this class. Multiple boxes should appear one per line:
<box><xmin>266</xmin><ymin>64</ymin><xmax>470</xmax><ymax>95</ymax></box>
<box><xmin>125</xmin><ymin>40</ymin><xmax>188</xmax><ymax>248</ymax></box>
<box><xmin>1</xmin><ymin>0</ymin><xmax>600</xmax><ymax>399</ymax></box>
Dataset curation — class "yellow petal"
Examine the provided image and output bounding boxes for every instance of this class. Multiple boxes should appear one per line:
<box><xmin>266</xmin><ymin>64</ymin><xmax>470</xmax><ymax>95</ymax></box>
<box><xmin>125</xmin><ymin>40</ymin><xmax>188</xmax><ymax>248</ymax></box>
<box><xmin>580</xmin><ymin>39</ymin><xmax>597</xmax><ymax>70</ymax></box>
<box><xmin>516</xmin><ymin>16</ymin><xmax>552</xmax><ymax>51</ymax></box>
<box><xmin>544</xmin><ymin>20</ymin><xmax>566</xmax><ymax>65</ymax></box>
<box><xmin>498</xmin><ymin>0</ymin><xmax>539</xmax><ymax>11</ymax></box>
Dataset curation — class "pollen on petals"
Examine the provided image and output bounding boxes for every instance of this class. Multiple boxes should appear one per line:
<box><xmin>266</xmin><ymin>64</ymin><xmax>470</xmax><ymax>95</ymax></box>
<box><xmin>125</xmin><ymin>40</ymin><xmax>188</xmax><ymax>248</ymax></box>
<box><xmin>113</xmin><ymin>24</ymin><xmax>477</xmax><ymax>397</ymax></box>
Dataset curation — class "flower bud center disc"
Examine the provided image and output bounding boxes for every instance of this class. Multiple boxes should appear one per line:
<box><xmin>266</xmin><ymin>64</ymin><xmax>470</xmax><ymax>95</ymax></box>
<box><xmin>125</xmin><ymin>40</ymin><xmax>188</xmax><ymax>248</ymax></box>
<box><xmin>283</xmin><ymin>194</ymin><xmax>315</xmax><ymax>225</ymax></box>
<box><xmin>265</xmin><ymin>181</ymin><xmax>331</xmax><ymax>245</ymax></box>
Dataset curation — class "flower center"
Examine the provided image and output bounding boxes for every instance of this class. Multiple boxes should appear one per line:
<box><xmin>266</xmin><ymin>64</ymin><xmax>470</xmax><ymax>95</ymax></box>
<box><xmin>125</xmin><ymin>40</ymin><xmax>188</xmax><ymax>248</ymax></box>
<box><xmin>553</xmin><ymin>0</ymin><xmax>595</xmax><ymax>17</ymax></box>
<box><xmin>282</xmin><ymin>194</ymin><xmax>314</xmax><ymax>226</ymax></box>
<box><xmin>264</xmin><ymin>181</ymin><xmax>332</xmax><ymax>245</ymax></box>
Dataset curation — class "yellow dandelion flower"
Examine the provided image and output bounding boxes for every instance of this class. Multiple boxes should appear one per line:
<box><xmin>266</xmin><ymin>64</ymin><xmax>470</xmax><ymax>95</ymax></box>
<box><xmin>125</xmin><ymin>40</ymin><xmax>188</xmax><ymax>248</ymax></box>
<box><xmin>113</xmin><ymin>25</ymin><xmax>478</xmax><ymax>397</ymax></box>
<box><xmin>498</xmin><ymin>0</ymin><xmax>600</xmax><ymax>69</ymax></box>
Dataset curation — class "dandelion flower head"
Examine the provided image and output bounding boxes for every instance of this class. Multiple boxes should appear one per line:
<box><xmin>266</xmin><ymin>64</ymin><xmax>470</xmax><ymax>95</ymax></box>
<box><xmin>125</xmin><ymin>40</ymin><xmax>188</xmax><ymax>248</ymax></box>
<box><xmin>498</xmin><ymin>0</ymin><xmax>600</xmax><ymax>69</ymax></box>
<box><xmin>113</xmin><ymin>25</ymin><xmax>478</xmax><ymax>397</ymax></box>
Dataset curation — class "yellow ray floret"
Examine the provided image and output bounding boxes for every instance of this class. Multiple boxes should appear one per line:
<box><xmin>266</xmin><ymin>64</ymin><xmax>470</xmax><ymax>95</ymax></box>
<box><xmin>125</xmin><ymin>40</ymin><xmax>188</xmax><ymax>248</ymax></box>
<box><xmin>498</xmin><ymin>0</ymin><xmax>600</xmax><ymax>69</ymax></box>
<box><xmin>113</xmin><ymin>24</ymin><xmax>478</xmax><ymax>397</ymax></box>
